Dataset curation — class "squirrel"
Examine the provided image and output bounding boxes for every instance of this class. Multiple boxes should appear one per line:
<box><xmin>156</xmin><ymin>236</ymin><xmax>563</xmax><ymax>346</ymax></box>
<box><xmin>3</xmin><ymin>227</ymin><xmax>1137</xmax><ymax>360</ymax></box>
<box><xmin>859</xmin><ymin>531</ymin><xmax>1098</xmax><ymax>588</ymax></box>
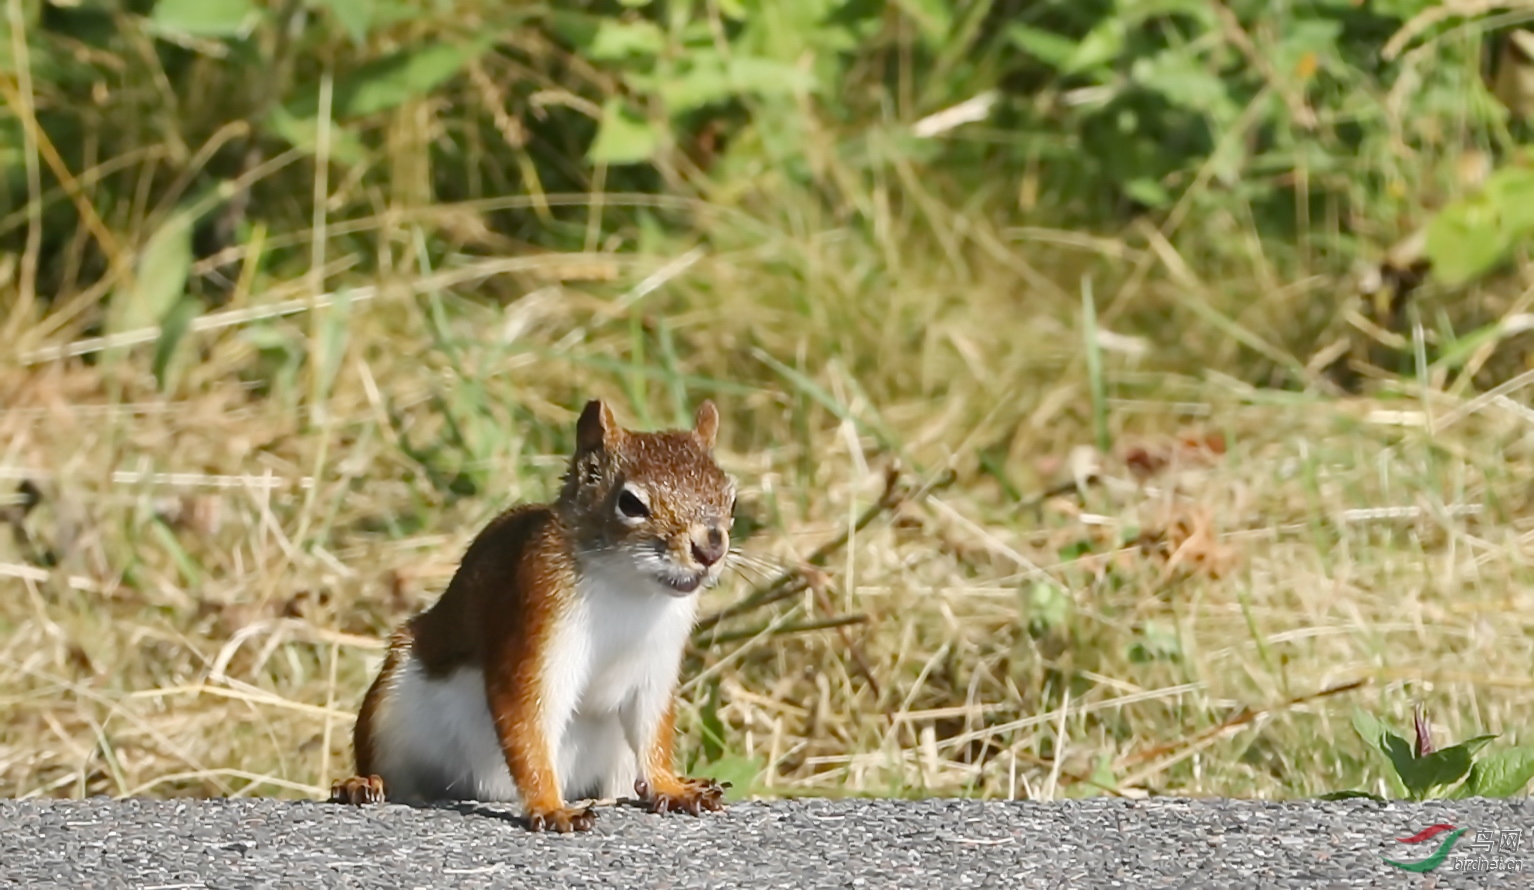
<box><xmin>328</xmin><ymin>399</ymin><xmax>736</xmax><ymax>832</ymax></box>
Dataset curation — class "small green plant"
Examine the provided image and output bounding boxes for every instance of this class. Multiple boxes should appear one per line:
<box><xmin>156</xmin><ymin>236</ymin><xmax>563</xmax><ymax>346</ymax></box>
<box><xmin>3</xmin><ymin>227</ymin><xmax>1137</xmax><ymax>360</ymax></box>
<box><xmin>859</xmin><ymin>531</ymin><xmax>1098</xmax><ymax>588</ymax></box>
<box><xmin>1325</xmin><ymin>703</ymin><xmax>1534</xmax><ymax>801</ymax></box>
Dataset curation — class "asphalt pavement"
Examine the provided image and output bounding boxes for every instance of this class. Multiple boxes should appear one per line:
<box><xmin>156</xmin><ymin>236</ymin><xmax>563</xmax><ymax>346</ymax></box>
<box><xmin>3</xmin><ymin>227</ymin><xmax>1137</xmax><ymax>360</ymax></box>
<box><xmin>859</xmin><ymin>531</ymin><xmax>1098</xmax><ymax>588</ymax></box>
<box><xmin>2</xmin><ymin>795</ymin><xmax>1531</xmax><ymax>888</ymax></box>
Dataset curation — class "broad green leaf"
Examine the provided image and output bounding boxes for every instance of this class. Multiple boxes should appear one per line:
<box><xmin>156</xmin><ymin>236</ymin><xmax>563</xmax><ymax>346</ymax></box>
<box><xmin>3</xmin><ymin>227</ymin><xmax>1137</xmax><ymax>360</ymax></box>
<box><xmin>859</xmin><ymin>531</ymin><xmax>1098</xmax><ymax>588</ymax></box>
<box><xmin>108</xmin><ymin>210</ymin><xmax>194</xmax><ymax>335</ymax></box>
<box><xmin>1426</xmin><ymin>166</ymin><xmax>1534</xmax><ymax>286</ymax></box>
<box><xmin>587</xmin><ymin>98</ymin><xmax>663</xmax><ymax>165</ymax></box>
<box><xmin>1460</xmin><ymin>746</ymin><xmax>1534</xmax><ymax>798</ymax></box>
<box><xmin>1121</xmin><ymin>0</ymin><xmax>1217</xmax><ymax>26</ymax></box>
<box><xmin>1131</xmin><ymin>50</ymin><xmax>1235</xmax><ymax>120</ymax></box>
<box><xmin>152</xmin><ymin>295</ymin><xmax>200</xmax><ymax>392</ymax></box>
<box><xmin>1088</xmin><ymin>752</ymin><xmax>1117</xmax><ymax>790</ymax></box>
<box><xmin>1350</xmin><ymin>707</ymin><xmax>1387</xmax><ymax>751</ymax></box>
<box><xmin>284</xmin><ymin>40</ymin><xmax>492</xmax><ymax>120</ymax></box>
<box><xmin>264</xmin><ymin>105</ymin><xmax>369</xmax><ymax>165</ymax></box>
<box><xmin>1005</xmin><ymin>25</ymin><xmax>1078</xmax><ymax>70</ymax></box>
<box><xmin>695</xmin><ymin>754</ymin><xmax>763</xmax><ymax>800</ymax></box>
<box><xmin>727</xmin><ymin>56</ymin><xmax>819</xmax><ymax>97</ymax></box>
<box><xmin>1487</xmin><ymin>166</ymin><xmax>1534</xmax><ymax>233</ymax></box>
<box><xmin>1351</xmin><ymin>707</ymin><xmax>1418</xmax><ymax>795</ymax></box>
<box><xmin>149</xmin><ymin>0</ymin><xmax>259</xmax><ymax>38</ymax></box>
<box><xmin>586</xmin><ymin>19</ymin><xmax>665</xmax><ymax>60</ymax></box>
<box><xmin>1124</xmin><ymin>177</ymin><xmax>1172</xmax><ymax>208</ymax></box>
<box><xmin>1064</xmin><ymin>18</ymin><xmax>1126</xmax><ymax>76</ymax></box>
<box><xmin>657</xmin><ymin>59</ymin><xmax>735</xmax><ymax>112</ymax></box>
<box><xmin>1395</xmin><ymin>735</ymin><xmax>1497</xmax><ymax>799</ymax></box>
<box><xmin>1425</xmin><ymin>193</ymin><xmax>1514</xmax><ymax>286</ymax></box>
<box><xmin>1379</xmin><ymin>731</ymin><xmax>1422</xmax><ymax>796</ymax></box>
<box><xmin>313</xmin><ymin>0</ymin><xmax>376</xmax><ymax>44</ymax></box>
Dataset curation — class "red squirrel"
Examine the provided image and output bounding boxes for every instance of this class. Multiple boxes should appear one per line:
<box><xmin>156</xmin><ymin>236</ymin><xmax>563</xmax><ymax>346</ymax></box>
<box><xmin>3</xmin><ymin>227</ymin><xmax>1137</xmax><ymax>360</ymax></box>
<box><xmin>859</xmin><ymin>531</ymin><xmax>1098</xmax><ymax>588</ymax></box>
<box><xmin>329</xmin><ymin>399</ymin><xmax>735</xmax><ymax>832</ymax></box>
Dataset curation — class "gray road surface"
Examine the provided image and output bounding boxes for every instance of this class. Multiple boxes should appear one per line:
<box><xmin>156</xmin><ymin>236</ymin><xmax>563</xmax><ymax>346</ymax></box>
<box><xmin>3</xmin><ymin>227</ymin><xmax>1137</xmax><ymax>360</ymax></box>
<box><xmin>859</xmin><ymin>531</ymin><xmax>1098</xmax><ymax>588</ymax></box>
<box><xmin>2</xmin><ymin>796</ymin><xmax>1531</xmax><ymax>888</ymax></box>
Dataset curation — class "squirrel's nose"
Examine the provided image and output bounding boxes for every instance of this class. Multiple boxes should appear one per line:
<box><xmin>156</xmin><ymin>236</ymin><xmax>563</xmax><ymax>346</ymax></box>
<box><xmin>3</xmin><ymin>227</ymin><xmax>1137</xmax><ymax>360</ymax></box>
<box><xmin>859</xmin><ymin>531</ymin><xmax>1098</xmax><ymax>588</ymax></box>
<box><xmin>691</xmin><ymin>526</ymin><xmax>727</xmax><ymax>567</ymax></box>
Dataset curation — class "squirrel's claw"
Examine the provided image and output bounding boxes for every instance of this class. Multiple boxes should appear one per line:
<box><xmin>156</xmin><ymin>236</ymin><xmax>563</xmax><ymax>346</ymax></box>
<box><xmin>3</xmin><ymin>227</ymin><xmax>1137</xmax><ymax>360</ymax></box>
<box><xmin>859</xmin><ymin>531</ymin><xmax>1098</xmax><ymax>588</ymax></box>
<box><xmin>526</xmin><ymin>804</ymin><xmax>598</xmax><ymax>833</ymax></box>
<box><xmin>634</xmin><ymin>776</ymin><xmax>727</xmax><ymax>816</ymax></box>
<box><xmin>329</xmin><ymin>775</ymin><xmax>385</xmax><ymax>806</ymax></box>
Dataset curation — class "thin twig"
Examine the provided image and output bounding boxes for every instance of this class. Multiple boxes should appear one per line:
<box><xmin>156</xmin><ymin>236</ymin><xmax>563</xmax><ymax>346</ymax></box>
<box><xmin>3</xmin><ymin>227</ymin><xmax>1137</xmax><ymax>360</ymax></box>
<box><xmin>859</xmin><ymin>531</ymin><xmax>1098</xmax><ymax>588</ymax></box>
<box><xmin>810</xmin><ymin>582</ymin><xmax>882</xmax><ymax>701</ymax></box>
<box><xmin>1118</xmin><ymin>678</ymin><xmax>1368</xmax><ymax>772</ymax></box>
<box><xmin>701</xmin><ymin>614</ymin><xmax>869</xmax><ymax>646</ymax></box>
<box><xmin>694</xmin><ymin>464</ymin><xmax>944</xmax><ymax>641</ymax></box>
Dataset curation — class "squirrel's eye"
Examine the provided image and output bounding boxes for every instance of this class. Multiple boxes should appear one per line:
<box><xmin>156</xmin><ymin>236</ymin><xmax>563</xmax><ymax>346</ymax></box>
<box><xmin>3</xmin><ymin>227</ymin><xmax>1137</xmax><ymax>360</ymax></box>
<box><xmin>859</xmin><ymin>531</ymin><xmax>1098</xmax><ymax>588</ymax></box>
<box><xmin>617</xmin><ymin>489</ymin><xmax>650</xmax><ymax>520</ymax></box>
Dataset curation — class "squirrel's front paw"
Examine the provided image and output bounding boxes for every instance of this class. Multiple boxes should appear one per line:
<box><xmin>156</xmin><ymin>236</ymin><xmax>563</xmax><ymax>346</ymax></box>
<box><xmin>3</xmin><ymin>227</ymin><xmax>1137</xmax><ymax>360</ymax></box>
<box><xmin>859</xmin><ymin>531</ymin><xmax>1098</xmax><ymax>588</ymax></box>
<box><xmin>329</xmin><ymin>775</ymin><xmax>385</xmax><ymax>805</ymax></box>
<box><xmin>526</xmin><ymin>803</ymin><xmax>598</xmax><ymax>833</ymax></box>
<box><xmin>634</xmin><ymin>776</ymin><xmax>728</xmax><ymax>816</ymax></box>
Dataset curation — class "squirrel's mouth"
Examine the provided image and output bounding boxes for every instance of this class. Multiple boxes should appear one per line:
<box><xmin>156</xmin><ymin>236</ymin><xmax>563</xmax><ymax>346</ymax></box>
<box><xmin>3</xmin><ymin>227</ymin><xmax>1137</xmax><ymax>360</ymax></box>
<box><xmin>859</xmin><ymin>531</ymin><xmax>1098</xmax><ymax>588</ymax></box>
<box><xmin>659</xmin><ymin>573</ymin><xmax>704</xmax><ymax>595</ymax></box>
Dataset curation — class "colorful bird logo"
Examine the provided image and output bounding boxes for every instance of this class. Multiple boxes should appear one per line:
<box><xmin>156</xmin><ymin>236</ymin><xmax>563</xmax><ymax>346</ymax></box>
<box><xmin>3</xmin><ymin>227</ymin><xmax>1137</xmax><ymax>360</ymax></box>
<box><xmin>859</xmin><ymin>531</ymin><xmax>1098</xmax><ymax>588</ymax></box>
<box><xmin>1384</xmin><ymin>823</ymin><xmax>1467</xmax><ymax>872</ymax></box>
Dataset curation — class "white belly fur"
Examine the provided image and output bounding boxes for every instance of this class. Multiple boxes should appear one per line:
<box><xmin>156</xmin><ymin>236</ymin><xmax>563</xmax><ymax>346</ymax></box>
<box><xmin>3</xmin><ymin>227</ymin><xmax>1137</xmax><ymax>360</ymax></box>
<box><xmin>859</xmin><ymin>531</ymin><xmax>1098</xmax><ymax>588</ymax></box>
<box><xmin>367</xmin><ymin>559</ymin><xmax>698</xmax><ymax>804</ymax></box>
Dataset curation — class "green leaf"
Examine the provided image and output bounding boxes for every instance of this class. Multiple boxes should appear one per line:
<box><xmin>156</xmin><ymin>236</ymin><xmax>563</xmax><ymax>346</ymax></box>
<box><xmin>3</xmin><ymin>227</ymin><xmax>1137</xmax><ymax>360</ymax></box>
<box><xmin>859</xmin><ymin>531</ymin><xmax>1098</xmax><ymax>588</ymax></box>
<box><xmin>312</xmin><ymin>0</ymin><xmax>376</xmax><ymax>44</ymax></box>
<box><xmin>696</xmin><ymin>677</ymin><xmax>727</xmax><ymax>763</ymax></box>
<box><xmin>586</xmin><ymin>19</ymin><xmax>665</xmax><ymax>60</ymax></box>
<box><xmin>152</xmin><ymin>295</ymin><xmax>200</xmax><ymax>391</ymax></box>
<box><xmin>1351</xmin><ymin>707</ymin><xmax>1418</xmax><ymax>793</ymax></box>
<box><xmin>149</xmin><ymin>0</ymin><xmax>259</xmax><ymax>38</ymax></box>
<box><xmin>1426</xmin><ymin>166</ymin><xmax>1534</xmax><ymax>286</ymax></box>
<box><xmin>587</xmin><ymin>98</ymin><xmax>663</xmax><ymax>165</ymax></box>
<box><xmin>108</xmin><ymin>210</ymin><xmax>194</xmax><ymax>336</ymax></box>
<box><xmin>1127</xmin><ymin>621</ymin><xmax>1182</xmax><ymax>663</ymax></box>
<box><xmin>654</xmin><ymin>58</ymin><xmax>734</xmax><ymax>112</ymax></box>
<box><xmin>1487</xmin><ymin>166</ymin><xmax>1534</xmax><ymax>233</ymax></box>
<box><xmin>1131</xmin><ymin>50</ymin><xmax>1235</xmax><ymax>121</ymax></box>
<box><xmin>727</xmin><ymin>56</ymin><xmax>819</xmax><ymax>97</ymax></box>
<box><xmin>1426</xmin><ymin>193</ymin><xmax>1514</xmax><ymax>286</ymax></box>
<box><xmin>1024</xmin><ymin>580</ymin><xmax>1070</xmax><ymax>637</ymax></box>
<box><xmin>264</xmin><ymin>105</ymin><xmax>369</xmax><ymax>165</ymax></box>
<box><xmin>1064</xmin><ymin>18</ymin><xmax>1127</xmax><ymax>76</ymax></box>
<box><xmin>1124</xmin><ymin>177</ymin><xmax>1172</xmax><ymax>208</ymax></box>
<box><xmin>1396</xmin><ymin>735</ymin><xmax>1498</xmax><ymax>799</ymax></box>
<box><xmin>694</xmin><ymin>754</ymin><xmax>762</xmax><ymax>800</ymax></box>
<box><xmin>1005</xmin><ymin>24</ymin><xmax>1078</xmax><ymax>70</ymax></box>
<box><xmin>1460</xmin><ymin>745</ymin><xmax>1534</xmax><ymax>798</ymax></box>
<box><xmin>1350</xmin><ymin>707</ymin><xmax>1387</xmax><ymax>750</ymax></box>
<box><xmin>284</xmin><ymin>40</ymin><xmax>492</xmax><ymax>120</ymax></box>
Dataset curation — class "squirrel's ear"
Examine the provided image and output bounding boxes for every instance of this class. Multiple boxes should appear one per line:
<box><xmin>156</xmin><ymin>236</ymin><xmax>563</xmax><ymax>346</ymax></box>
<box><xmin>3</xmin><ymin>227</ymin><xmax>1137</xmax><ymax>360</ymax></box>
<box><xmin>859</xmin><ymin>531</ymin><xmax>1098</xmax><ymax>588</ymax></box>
<box><xmin>576</xmin><ymin>399</ymin><xmax>617</xmax><ymax>454</ymax></box>
<box><xmin>693</xmin><ymin>399</ymin><xmax>719</xmax><ymax>450</ymax></box>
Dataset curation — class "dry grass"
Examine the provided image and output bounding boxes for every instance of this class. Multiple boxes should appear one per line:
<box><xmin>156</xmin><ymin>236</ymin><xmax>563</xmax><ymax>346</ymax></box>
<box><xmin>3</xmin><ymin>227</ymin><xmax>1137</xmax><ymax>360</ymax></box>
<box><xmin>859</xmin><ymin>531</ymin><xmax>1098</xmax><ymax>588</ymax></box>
<box><xmin>4</xmin><ymin>184</ymin><xmax>1534</xmax><ymax>806</ymax></box>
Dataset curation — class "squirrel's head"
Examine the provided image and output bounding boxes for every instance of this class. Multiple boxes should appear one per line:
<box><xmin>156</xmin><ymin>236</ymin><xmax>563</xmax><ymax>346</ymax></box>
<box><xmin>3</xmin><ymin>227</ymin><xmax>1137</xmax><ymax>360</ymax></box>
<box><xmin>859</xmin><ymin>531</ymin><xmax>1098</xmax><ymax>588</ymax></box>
<box><xmin>559</xmin><ymin>398</ymin><xmax>735</xmax><ymax>597</ymax></box>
